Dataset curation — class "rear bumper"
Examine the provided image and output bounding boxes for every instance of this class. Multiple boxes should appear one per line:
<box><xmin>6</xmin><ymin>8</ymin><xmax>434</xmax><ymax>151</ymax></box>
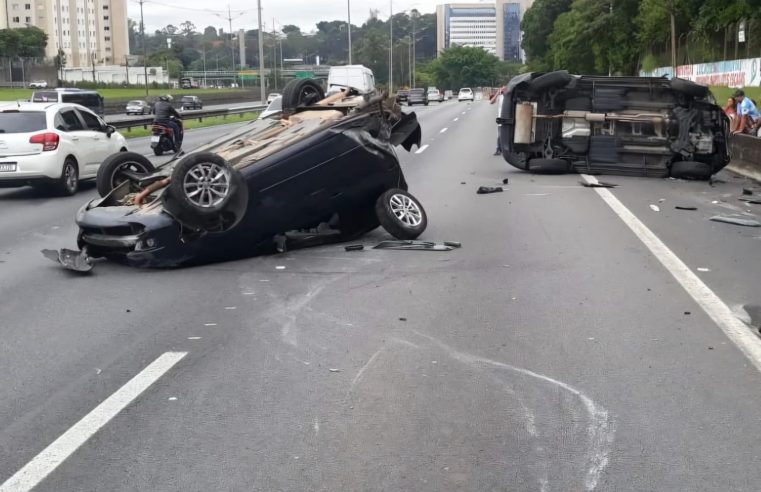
<box><xmin>0</xmin><ymin>153</ymin><xmax>63</xmax><ymax>184</ymax></box>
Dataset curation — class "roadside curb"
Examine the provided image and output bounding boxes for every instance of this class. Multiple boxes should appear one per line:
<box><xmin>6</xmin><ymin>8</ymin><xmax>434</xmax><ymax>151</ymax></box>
<box><xmin>729</xmin><ymin>134</ymin><xmax>761</xmax><ymax>183</ymax></box>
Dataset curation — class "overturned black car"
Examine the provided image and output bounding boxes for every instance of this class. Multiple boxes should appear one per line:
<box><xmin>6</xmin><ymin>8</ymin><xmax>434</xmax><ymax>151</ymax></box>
<box><xmin>71</xmin><ymin>80</ymin><xmax>425</xmax><ymax>268</ymax></box>
<box><xmin>498</xmin><ymin>71</ymin><xmax>731</xmax><ymax>179</ymax></box>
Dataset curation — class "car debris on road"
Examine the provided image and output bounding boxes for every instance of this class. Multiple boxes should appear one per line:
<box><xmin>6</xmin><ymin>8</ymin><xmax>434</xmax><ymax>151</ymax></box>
<box><xmin>709</xmin><ymin>215</ymin><xmax>761</xmax><ymax>227</ymax></box>
<box><xmin>476</xmin><ymin>186</ymin><xmax>504</xmax><ymax>194</ymax></box>
<box><xmin>373</xmin><ymin>240</ymin><xmax>462</xmax><ymax>251</ymax></box>
<box><xmin>45</xmin><ymin>79</ymin><xmax>427</xmax><ymax>269</ymax></box>
<box><xmin>580</xmin><ymin>181</ymin><xmax>618</xmax><ymax>188</ymax></box>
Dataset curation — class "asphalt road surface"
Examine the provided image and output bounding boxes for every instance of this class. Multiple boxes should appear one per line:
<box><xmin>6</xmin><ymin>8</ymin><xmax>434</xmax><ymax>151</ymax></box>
<box><xmin>2</xmin><ymin>100</ymin><xmax>761</xmax><ymax>491</ymax></box>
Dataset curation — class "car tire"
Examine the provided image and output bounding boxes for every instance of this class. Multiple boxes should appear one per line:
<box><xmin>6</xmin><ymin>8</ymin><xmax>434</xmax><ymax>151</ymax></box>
<box><xmin>56</xmin><ymin>158</ymin><xmax>79</xmax><ymax>196</ymax></box>
<box><xmin>670</xmin><ymin>160</ymin><xmax>713</xmax><ymax>180</ymax></box>
<box><xmin>527</xmin><ymin>158</ymin><xmax>569</xmax><ymax>174</ymax></box>
<box><xmin>96</xmin><ymin>151</ymin><xmax>157</xmax><ymax>197</ymax></box>
<box><xmin>669</xmin><ymin>78</ymin><xmax>709</xmax><ymax>98</ymax></box>
<box><xmin>529</xmin><ymin>70</ymin><xmax>572</xmax><ymax>92</ymax></box>
<box><xmin>168</xmin><ymin>152</ymin><xmax>239</xmax><ymax>217</ymax></box>
<box><xmin>281</xmin><ymin>78</ymin><xmax>325</xmax><ymax>111</ymax></box>
<box><xmin>153</xmin><ymin>147</ymin><xmax>163</xmax><ymax>156</ymax></box>
<box><xmin>375</xmin><ymin>188</ymin><xmax>427</xmax><ymax>240</ymax></box>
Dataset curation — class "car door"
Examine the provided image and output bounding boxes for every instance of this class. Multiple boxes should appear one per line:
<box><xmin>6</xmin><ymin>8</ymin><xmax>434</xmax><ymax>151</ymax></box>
<box><xmin>75</xmin><ymin>108</ymin><xmax>117</xmax><ymax>177</ymax></box>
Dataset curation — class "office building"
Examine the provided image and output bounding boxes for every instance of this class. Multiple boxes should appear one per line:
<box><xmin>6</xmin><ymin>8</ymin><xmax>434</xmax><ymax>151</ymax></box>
<box><xmin>0</xmin><ymin>0</ymin><xmax>129</xmax><ymax>68</ymax></box>
<box><xmin>436</xmin><ymin>0</ymin><xmax>534</xmax><ymax>62</ymax></box>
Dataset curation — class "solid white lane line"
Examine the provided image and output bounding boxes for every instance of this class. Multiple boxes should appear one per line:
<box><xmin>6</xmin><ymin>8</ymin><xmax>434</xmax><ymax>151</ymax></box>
<box><xmin>581</xmin><ymin>174</ymin><xmax>761</xmax><ymax>374</ymax></box>
<box><xmin>440</xmin><ymin>128</ymin><xmax>448</xmax><ymax>134</ymax></box>
<box><xmin>415</xmin><ymin>144</ymin><xmax>429</xmax><ymax>154</ymax></box>
<box><xmin>0</xmin><ymin>352</ymin><xmax>188</xmax><ymax>492</ymax></box>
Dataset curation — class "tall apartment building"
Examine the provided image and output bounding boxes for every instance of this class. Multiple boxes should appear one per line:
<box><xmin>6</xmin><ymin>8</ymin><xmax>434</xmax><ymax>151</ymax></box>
<box><xmin>0</xmin><ymin>0</ymin><xmax>129</xmax><ymax>68</ymax></box>
<box><xmin>436</xmin><ymin>0</ymin><xmax>534</xmax><ymax>62</ymax></box>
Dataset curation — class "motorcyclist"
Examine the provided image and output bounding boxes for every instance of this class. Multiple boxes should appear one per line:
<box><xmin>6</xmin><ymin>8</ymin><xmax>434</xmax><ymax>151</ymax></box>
<box><xmin>152</xmin><ymin>95</ymin><xmax>183</xmax><ymax>148</ymax></box>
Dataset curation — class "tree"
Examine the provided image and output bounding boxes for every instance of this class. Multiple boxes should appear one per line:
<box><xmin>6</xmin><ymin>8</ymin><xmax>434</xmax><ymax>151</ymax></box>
<box><xmin>180</xmin><ymin>21</ymin><xmax>197</xmax><ymax>37</ymax></box>
<box><xmin>428</xmin><ymin>45</ymin><xmax>502</xmax><ymax>89</ymax></box>
<box><xmin>203</xmin><ymin>26</ymin><xmax>219</xmax><ymax>39</ymax></box>
<box><xmin>521</xmin><ymin>0</ymin><xmax>572</xmax><ymax>69</ymax></box>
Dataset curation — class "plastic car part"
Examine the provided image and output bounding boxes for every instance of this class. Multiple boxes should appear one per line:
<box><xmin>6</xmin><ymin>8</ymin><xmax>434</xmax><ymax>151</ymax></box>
<box><xmin>670</xmin><ymin>160</ymin><xmax>713</xmax><ymax>180</ymax></box>
<box><xmin>375</xmin><ymin>188</ymin><xmax>427</xmax><ymax>240</ymax></box>
<box><xmin>282</xmin><ymin>79</ymin><xmax>325</xmax><ymax>112</ymax></box>
<box><xmin>41</xmin><ymin>248</ymin><xmax>93</xmax><ymax>273</ymax></box>
<box><xmin>96</xmin><ymin>152</ymin><xmax>157</xmax><ymax>197</ymax></box>
<box><xmin>514</xmin><ymin>102</ymin><xmax>535</xmax><ymax>144</ymax></box>
<box><xmin>709</xmin><ymin>215</ymin><xmax>761</xmax><ymax>227</ymax></box>
<box><xmin>373</xmin><ymin>240</ymin><xmax>456</xmax><ymax>251</ymax></box>
<box><xmin>528</xmin><ymin>158</ymin><xmax>568</xmax><ymax>174</ymax></box>
<box><xmin>477</xmin><ymin>186</ymin><xmax>503</xmax><ymax>194</ymax></box>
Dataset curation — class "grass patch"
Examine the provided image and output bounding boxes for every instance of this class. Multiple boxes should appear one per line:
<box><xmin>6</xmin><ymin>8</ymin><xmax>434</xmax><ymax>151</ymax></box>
<box><xmin>710</xmin><ymin>86</ymin><xmax>761</xmax><ymax>103</ymax></box>
<box><xmin>121</xmin><ymin>111</ymin><xmax>260</xmax><ymax>139</ymax></box>
<box><xmin>0</xmin><ymin>87</ymin><xmax>248</xmax><ymax>102</ymax></box>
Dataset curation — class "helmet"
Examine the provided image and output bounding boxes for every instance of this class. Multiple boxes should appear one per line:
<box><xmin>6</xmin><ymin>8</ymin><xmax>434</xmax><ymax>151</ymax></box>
<box><xmin>158</xmin><ymin>94</ymin><xmax>173</xmax><ymax>102</ymax></box>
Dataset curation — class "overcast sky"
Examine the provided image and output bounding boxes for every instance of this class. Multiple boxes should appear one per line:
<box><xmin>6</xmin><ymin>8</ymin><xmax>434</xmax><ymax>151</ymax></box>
<box><xmin>132</xmin><ymin>0</ymin><xmax>485</xmax><ymax>33</ymax></box>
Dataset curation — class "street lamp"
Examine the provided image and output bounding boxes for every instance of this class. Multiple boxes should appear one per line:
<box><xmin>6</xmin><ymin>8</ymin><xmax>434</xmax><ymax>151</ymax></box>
<box><xmin>389</xmin><ymin>0</ymin><xmax>393</xmax><ymax>93</ymax></box>
<box><xmin>347</xmin><ymin>0</ymin><xmax>352</xmax><ymax>64</ymax></box>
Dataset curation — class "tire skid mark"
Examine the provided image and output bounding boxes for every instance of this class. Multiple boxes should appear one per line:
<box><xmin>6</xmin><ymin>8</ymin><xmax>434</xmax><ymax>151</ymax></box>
<box><xmin>410</xmin><ymin>330</ymin><xmax>615</xmax><ymax>492</ymax></box>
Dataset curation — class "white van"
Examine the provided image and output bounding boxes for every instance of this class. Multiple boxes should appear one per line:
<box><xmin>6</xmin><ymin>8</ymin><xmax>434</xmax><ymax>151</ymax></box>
<box><xmin>326</xmin><ymin>65</ymin><xmax>376</xmax><ymax>96</ymax></box>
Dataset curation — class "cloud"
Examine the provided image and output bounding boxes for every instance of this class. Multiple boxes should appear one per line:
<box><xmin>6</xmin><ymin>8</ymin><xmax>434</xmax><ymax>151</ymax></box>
<box><xmin>132</xmin><ymin>0</ymin><xmax>440</xmax><ymax>33</ymax></box>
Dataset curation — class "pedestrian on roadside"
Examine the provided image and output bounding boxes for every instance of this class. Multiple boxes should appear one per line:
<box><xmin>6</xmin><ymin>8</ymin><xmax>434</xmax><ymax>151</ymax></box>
<box><xmin>731</xmin><ymin>89</ymin><xmax>761</xmax><ymax>135</ymax></box>
<box><xmin>723</xmin><ymin>97</ymin><xmax>738</xmax><ymax>132</ymax></box>
<box><xmin>490</xmin><ymin>86</ymin><xmax>507</xmax><ymax>156</ymax></box>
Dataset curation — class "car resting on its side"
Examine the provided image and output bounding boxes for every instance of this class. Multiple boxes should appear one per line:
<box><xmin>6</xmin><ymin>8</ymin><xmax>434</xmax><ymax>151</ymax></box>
<box><xmin>66</xmin><ymin>79</ymin><xmax>425</xmax><ymax>268</ymax></box>
<box><xmin>498</xmin><ymin>71</ymin><xmax>730</xmax><ymax>179</ymax></box>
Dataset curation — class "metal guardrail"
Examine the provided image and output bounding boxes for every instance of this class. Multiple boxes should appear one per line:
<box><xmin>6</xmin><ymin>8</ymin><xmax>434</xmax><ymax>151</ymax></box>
<box><xmin>108</xmin><ymin>104</ymin><xmax>267</xmax><ymax>131</ymax></box>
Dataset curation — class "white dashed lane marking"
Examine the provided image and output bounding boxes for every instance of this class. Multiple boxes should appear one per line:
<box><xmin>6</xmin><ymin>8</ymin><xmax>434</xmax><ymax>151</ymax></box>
<box><xmin>440</xmin><ymin>128</ymin><xmax>448</xmax><ymax>134</ymax></box>
<box><xmin>415</xmin><ymin>144</ymin><xmax>429</xmax><ymax>154</ymax></box>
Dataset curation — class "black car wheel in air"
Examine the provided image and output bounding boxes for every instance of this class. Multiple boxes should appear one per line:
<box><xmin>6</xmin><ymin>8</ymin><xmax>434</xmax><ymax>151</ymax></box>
<box><xmin>375</xmin><ymin>188</ymin><xmax>428</xmax><ymax>240</ymax></box>
<box><xmin>528</xmin><ymin>70</ymin><xmax>572</xmax><ymax>92</ymax></box>
<box><xmin>96</xmin><ymin>151</ymin><xmax>157</xmax><ymax>197</ymax></box>
<box><xmin>527</xmin><ymin>158</ymin><xmax>569</xmax><ymax>175</ymax></box>
<box><xmin>281</xmin><ymin>78</ymin><xmax>325</xmax><ymax>111</ymax></box>
<box><xmin>670</xmin><ymin>160</ymin><xmax>713</xmax><ymax>180</ymax></box>
<box><xmin>169</xmin><ymin>152</ymin><xmax>238</xmax><ymax>217</ymax></box>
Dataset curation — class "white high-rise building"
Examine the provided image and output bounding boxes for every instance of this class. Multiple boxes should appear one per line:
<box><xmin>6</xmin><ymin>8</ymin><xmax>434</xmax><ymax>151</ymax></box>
<box><xmin>0</xmin><ymin>0</ymin><xmax>129</xmax><ymax>68</ymax></box>
<box><xmin>436</xmin><ymin>0</ymin><xmax>534</xmax><ymax>62</ymax></box>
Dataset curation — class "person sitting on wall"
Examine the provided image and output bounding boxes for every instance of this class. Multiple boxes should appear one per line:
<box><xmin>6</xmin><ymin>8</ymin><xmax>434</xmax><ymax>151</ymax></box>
<box><xmin>723</xmin><ymin>97</ymin><xmax>738</xmax><ymax>132</ymax></box>
<box><xmin>731</xmin><ymin>89</ymin><xmax>761</xmax><ymax>135</ymax></box>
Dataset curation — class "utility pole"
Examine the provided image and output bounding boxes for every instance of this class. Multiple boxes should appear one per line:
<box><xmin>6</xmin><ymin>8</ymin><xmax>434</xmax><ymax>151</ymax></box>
<box><xmin>228</xmin><ymin>5</ymin><xmax>235</xmax><ymax>71</ymax></box>
<box><xmin>608</xmin><ymin>2</ymin><xmax>613</xmax><ymax>76</ymax></box>
<box><xmin>412</xmin><ymin>10</ymin><xmax>416</xmax><ymax>87</ymax></box>
<box><xmin>347</xmin><ymin>0</ymin><xmax>352</xmax><ymax>63</ymax></box>
<box><xmin>389</xmin><ymin>0</ymin><xmax>393</xmax><ymax>93</ymax></box>
<box><xmin>202</xmin><ymin>44</ymin><xmax>207</xmax><ymax>88</ymax></box>
<box><xmin>670</xmin><ymin>11</ymin><xmax>676</xmax><ymax>76</ymax></box>
<box><xmin>257</xmin><ymin>0</ymin><xmax>265</xmax><ymax>103</ymax></box>
<box><xmin>272</xmin><ymin>20</ymin><xmax>277</xmax><ymax>91</ymax></box>
<box><xmin>91</xmin><ymin>52</ymin><xmax>96</xmax><ymax>83</ymax></box>
<box><xmin>125</xmin><ymin>55</ymin><xmax>130</xmax><ymax>85</ymax></box>
<box><xmin>139</xmin><ymin>0</ymin><xmax>148</xmax><ymax>97</ymax></box>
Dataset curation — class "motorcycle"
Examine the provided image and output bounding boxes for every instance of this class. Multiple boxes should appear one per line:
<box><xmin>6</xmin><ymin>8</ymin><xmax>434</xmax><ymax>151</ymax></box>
<box><xmin>150</xmin><ymin>117</ymin><xmax>183</xmax><ymax>156</ymax></box>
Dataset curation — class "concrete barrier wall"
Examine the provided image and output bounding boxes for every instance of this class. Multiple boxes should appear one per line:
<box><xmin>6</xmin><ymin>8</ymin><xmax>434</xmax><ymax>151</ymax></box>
<box><xmin>728</xmin><ymin>133</ymin><xmax>761</xmax><ymax>182</ymax></box>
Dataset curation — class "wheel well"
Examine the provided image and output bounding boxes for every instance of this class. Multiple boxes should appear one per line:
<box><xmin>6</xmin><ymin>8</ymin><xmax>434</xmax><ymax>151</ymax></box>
<box><xmin>65</xmin><ymin>155</ymin><xmax>78</xmax><ymax>168</ymax></box>
<box><xmin>120</xmin><ymin>147</ymin><xmax>128</xmax><ymax>152</ymax></box>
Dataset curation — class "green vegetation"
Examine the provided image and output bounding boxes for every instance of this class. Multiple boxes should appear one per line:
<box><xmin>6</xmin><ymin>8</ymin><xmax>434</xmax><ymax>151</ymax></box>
<box><xmin>522</xmin><ymin>0</ymin><xmax>761</xmax><ymax>75</ymax></box>
<box><xmin>120</xmin><ymin>112</ymin><xmax>260</xmax><ymax>139</ymax></box>
<box><xmin>0</xmin><ymin>27</ymin><xmax>47</xmax><ymax>58</ymax></box>
<box><xmin>415</xmin><ymin>46</ymin><xmax>523</xmax><ymax>89</ymax></box>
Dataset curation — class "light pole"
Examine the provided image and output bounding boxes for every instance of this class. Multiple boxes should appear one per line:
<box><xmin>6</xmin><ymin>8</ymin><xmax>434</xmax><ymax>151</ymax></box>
<box><xmin>139</xmin><ymin>0</ymin><xmax>148</xmax><ymax>97</ymax></box>
<box><xmin>389</xmin><ymin>0</ymin><xmax>393</xmax><ymax>93</ymax></box>
<box><xmin>347</xmin><ymin>0</ymin><xmax>352</xmax><ymax>64</ymax></box>
<box><xmin>257</xmin><ymin>0</ymin><xmax>265</xmax><ymax>103</ymax></box>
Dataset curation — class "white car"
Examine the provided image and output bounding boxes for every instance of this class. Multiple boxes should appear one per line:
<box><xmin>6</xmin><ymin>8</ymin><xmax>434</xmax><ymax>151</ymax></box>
<box><xmin>427</xmin><ymin>89</ymin><xmax>443</xmax><ymax>103</ymax></box>
<box><xmin>458</xmin><ymin>88</ymin><xmax>474</xmax><ymax>102</ymax></box>
<box><xmin>267</xmin><ymin>92</ymin><xmax>282</xmax><ymax>105</ymax></box>
<box><xmin>0</xmin><ymin>103</ymin><xmax>128</xmax><ymax>195</ymax></box>
<box><xmin>28</xmin><ymin>80</ymin><xmax>48</xmax><ymax>89</ymax></box>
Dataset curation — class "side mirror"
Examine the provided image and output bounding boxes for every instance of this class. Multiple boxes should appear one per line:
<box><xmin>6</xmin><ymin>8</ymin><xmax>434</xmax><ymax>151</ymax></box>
<box><xmin>105</xmin><ymin>125</ymin><xmax>116</xmax><ymax>137</ymax></box>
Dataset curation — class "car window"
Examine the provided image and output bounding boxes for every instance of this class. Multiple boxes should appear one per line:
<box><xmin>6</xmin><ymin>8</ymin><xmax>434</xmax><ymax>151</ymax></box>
<box><xmin>128</xmin><ymin>100</ymin><xmax>142</xmax><ymax>105</ymax></box>
<box><xmin>77</xmin><ymin>109</ymin><xmax>104</xmax><ymax>131</ymax></box>
<box><xmin>62</xmin><ymin>93</ymin><xmax>103</xmax><ymax>112</ymax></box>
<box><xmin>32</xmin><ymin>91</ymin><xmax>59</xmax><ymax>103</ymax></box>
<box><xmin>57</xmin><ymin>109</ymin><xmax>84</xmax><ymax>131</ymax></box>
<box><xmin>0</xmin><ymin>112</ymin><xmax>47</xmax><ymax>133</ymax></box>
